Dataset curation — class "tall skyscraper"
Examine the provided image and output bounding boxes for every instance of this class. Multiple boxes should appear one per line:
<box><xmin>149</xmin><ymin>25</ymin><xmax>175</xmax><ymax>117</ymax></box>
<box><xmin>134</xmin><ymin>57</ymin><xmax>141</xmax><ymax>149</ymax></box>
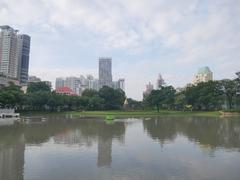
<box><xmin>55</xmin><ymin>77</ymin><xmax>65</xmax><ymax>89</ymax></box>
<box><xmin>193</xmin><ymin>66</ymin><xmax>213</xmax><ymax>84</ymax></box>
<box><xmin>156</xmin><ymin>74</ymin><xmax>165</xmax><ymax>89</ymax></box>
<box><xmin>65</xmin><ymin>77</ymin><xmax>80</xmax><ymax>94</ymax></box>
<box><xmin>143</xmin><ymin>82</ymin><xmax>154</xmax><ymax>98</ymax></box>
<box><xmin>0</xmin><ymin>25</ymin><xmax>30</xmax><ymax>84</ymax></box>
<box><xmin>18</xmin><ymin>34</ymin><xmax>31</xmax><ymax>84</ymax></box>
<box><xmin>99</xmin><ymin>57</ymin><xmax>112</xmax><ymax>88</ymax></box>
<box><xmin>0</xmin><ymin>25</ymin><xmax>19</xmax><ymax>79</ymax></box>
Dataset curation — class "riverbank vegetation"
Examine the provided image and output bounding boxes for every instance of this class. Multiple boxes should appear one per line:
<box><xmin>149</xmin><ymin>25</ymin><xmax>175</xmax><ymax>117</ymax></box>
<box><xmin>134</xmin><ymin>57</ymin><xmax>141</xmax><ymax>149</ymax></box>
<box><xmin>0</xmin><ymin>76</ymin><xmax>239</xmax><ymax>114</ymax></box>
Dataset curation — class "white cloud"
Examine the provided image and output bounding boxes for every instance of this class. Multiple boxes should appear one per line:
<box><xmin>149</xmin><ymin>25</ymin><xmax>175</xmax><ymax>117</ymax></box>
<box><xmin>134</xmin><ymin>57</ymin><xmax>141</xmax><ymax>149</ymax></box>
<box><xmin>1</xmin><ymin>0</ymin><xmax>240</xmax><ymax>99</ymax></box>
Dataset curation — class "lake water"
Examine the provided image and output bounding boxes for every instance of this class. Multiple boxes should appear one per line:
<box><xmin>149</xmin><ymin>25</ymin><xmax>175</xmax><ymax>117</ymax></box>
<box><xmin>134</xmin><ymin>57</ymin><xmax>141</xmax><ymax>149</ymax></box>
<box><xmin>0</xmin><ymin>116</ymin><xmax>240</xmax><ymax>180</ymax></box>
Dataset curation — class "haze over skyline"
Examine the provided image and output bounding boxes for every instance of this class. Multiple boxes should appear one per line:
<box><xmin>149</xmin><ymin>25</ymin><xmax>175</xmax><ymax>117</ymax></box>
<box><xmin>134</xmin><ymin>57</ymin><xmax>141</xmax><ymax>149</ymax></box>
<box><xmin>1</xmin><ymin>0</ymin><xmax>239</xmax><ymax>99</ymax></box>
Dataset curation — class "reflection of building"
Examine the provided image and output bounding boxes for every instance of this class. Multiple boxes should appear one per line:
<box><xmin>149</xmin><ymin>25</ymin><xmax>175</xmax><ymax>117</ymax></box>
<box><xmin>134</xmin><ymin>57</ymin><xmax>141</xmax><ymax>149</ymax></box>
<box><xmin>143</xmin><ymin>82</ymin><xmax>154</xmax><ymax>98</ymax></box>
<box><xmin>97</xmin><ymin>137</ymin><xmax>112</xmax><ymax>167</ymax></box>
<box><xmin>193</xmin><ymin>66</ymin><xmax>213</xmax><ymax>84</ymax></box>
<box><xmin>0</xmin><ymin>134</ymin><xmax>25</xmax><ymax>180</ymax></box>
<box><xmin>99</xmin><ymin>58</ymin><xmax>112</xmax><ymax>88</ymax></box>
<box><xmin>156</xmin><ymin>74</ymin><xmax>165</xmax><ymax>89</ymax></box>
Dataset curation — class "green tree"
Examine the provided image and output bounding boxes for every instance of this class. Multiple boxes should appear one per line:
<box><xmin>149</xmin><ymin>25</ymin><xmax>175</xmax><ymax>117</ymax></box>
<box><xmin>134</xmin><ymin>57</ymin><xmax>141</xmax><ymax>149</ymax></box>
<box><xmin>27</xmin><ymin>82</ymin><xmax>51</xmax><ymax>93</ymax></box>
<box><xmin>0</xmin><ymin>83</ymin><xmax>24</xmax><ymax>108</ymax></box>
<box><xmin>218</xmin><ymin>79</ymin><xmax>238</xmax><ymax>109</ymax></box>
<box><xmin>145</xmin><ymin>86</ymin><xmax>176</xmax><ymax>112</ymax></box>
<box><xmin>98</xmin><ymin>86</ymin><xmax>125</xmax><ymax>110</ymax></box>
<box><xmin>184</xmin><ymin>81</ymin><xmax>222</xmax><ymax>110</ymax></box>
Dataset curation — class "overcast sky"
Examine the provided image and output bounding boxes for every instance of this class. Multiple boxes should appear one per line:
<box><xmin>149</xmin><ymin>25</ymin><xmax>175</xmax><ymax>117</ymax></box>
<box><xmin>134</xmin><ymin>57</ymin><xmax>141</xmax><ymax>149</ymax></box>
<box><xmin>1</xmin><ymin>0</ymin><xmax>240</xmax><ymax>99</ymax></box>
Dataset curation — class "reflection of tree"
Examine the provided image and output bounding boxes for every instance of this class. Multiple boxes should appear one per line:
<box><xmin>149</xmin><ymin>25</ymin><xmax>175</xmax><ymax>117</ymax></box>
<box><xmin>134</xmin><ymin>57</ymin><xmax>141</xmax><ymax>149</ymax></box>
<box><xmin>0</xmin><ymin>117</ymin><xmax>126</xmax><ymax>179</ymax></box>
<box><xmin>143</xmin><ymin>117</ymin><xmax>240</xmax><ymax>150</ymax></box>
<box><xmin>25</xmin><ymin>118</ymin><xmax>125</xmax><ymax>167</ymax></box>
<box><xmin>143</xmin><ymin>118</ymin><xmax>177</xmax><ymax>145</ymax></box>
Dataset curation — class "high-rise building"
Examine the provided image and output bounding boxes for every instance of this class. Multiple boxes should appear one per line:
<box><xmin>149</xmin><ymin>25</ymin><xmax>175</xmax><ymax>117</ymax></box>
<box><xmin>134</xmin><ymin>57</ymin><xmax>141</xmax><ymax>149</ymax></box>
<box><xmin>156</xmin><ymin>74</ymin><xmax>165</xmax><ymax>89</ymax></box>
<box><xmin>99</xmin><ymin>57</ymin><xmax>112</xmax><ymax>88</ymax></box>
<box><xmin>193</xmin><ymin>66</ymin><xmax>213</xmax><ymax>84</ymax></box>
<box><xmin>0</xmin><ymin>26</ymin><xmax>19</xmax><ymax>79</ymax></box>
<box><xmin>65</xmin><ymin>77</ymin><xmax>80</xmax><ymax>94</ymax></box>
<box><xmin>143</xmin><ymin>82</ymin><xmax>154</xmax><ymax>98</ymax></box>
<box><xmin>18</xmin><ymin>34</ymin><xmax>30</xmax><ymax>84</ymax></box>
<box><xmin>157</xmin><ymin>73</ymin><xmax>165</xmax><ymax>89</ymax></box>
<box><xmin>55</xmin><ymin>77</ymin><xmax>65</xmax><ymax>89</ymax></box>
<box><xmin>113</xmin><ymin>78</ymin><xmax>125</xmax><ymax>91</ymax></box>
<box><xmin>28</xmin><ymin>75</ymin><xmax>41</xmax><ymax>83</ymax></box>
<box><xmin>0</xmin><ymin>25</ymin><xmax>30</xmax><ymax>84</ymax></box>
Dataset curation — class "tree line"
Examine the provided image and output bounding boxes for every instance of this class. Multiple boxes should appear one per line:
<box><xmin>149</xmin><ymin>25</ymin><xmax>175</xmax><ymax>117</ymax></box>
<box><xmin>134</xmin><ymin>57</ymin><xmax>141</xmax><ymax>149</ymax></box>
<box><xmin>144</xmin><ymin>78</ymin><xmax>240</xmax><ymax>111</ymax></box>
<box><xmin>0</xmin><ymin>82</ymin><xmax>125</xmax><ymax>111</ymax></box>
<box><xmin>0</xmin><ymin>77</ymin><xmax>239</xmax><ymax>112</ymax></box>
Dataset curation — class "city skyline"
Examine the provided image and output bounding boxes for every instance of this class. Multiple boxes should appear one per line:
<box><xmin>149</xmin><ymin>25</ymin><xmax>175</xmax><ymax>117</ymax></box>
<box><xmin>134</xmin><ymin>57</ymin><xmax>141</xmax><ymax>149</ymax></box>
<box><xmin>1</xmin><ymin>0</ymin><xmax>239</xmax><ymax>99</ymax></box>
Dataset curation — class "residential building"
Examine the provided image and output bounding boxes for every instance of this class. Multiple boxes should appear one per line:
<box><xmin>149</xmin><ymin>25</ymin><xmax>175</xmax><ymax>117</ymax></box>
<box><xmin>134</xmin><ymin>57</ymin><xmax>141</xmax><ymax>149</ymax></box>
<box><xmin>28</xmin><ymin>75</ymin><xmax>41</xmax><ymax>83</ymax></box>
<box><xmin>112</xmin><ymin>78</ymin><xmax>125</xmax><ymax>91</ymax></box>
<box><xmin>55</xmin><ymin>87</ymin><xmax>77</xmax><ymax>96</ymax></box>
<box><xmin>156</xmin><ymin>74</ymin><xmax>165</xmax><ymax>89</ymax></box>
<box><xmin>193</xmin><ymin>66</ymin><xmax>213</xmax><ymax>84</ymax></box>
<box><xmin>99</xmin><ymin>57</ymin><xmax>112</xmax><ymax>88</ymax></box>
<box><xmin>18</xmin><ymin>34</ymin><xmax>30</xmax><ymax>84</ymax></box>
<box><xmin>55</xmin><ymin>77</ymin><xmax>65</xmax><ymax>89</ymax></box>
<box><xmin>0</xmin><ymin>26</ymin><xmax>30</xmax><ymax>84</ymax></box>
<box><xmin>0</xmin><ymin>73</ymin><xmax>19</xmax><ymax>87</ymax></box>
<box><xmin>0</xmin><ymin>25</ymin><xmax>19</xmax><ymax>79</ymax></box>
<box><xmin>143</xmin><ymin>82</ymin><xmax>154</xmax><ymax>98</ymax></box>
<box><xmin>65</xmin><ymin>76</ymin><xmax>80</xmax><ymax>95</ymax></box>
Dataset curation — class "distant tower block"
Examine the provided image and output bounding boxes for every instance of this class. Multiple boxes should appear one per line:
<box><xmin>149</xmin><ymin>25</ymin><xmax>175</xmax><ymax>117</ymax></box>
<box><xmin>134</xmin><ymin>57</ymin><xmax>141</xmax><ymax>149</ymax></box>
<box><xmin>156</xmin><ymin>74</ymin><xmax>165</xmax><ymax>89</ymax></box>
<box><xmin>193</xmin><ymin>66</ymin><xmax>213</xmax><ymax>84</ymax></box>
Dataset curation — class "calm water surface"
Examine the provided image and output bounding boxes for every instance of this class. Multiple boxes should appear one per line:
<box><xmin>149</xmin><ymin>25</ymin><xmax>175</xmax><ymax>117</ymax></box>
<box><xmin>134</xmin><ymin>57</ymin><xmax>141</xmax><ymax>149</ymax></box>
<box><xmin>0</xmin><ymin>116</ymin><xmax>240</xmax><ymax>180</ymax></box>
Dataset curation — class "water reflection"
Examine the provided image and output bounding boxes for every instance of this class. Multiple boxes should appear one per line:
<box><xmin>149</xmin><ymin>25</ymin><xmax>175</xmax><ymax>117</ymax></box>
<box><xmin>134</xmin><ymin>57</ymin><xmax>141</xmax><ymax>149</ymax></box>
<box><xmin>143</xmin><ymin>117</ymin><xmax>240</xmax><ymax>150</ymax></box>
<box><xmin>0</xmin><ymin>116</ymin><xmax>240</xmax><ymax>180</ymax></box>
<box><xmin>0</xmin><ymin>126</ymin><xmax>25</xmax><ymax>180</ymax></box>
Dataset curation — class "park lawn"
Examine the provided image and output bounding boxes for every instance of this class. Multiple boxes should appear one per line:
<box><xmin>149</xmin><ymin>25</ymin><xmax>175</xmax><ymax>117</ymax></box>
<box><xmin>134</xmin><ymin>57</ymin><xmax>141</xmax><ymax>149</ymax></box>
<box><xmin>69</xmin><ymin>110</ymin><xmax>220</xmax><ymax>118</ymax></box>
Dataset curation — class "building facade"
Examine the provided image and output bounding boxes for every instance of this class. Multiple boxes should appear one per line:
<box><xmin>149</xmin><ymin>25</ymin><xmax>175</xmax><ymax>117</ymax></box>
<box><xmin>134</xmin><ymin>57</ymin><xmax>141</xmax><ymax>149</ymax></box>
<box><xmin>28</xmin><ymin>75</ymin><xmax>41</xmax><ymax>83</ymax></box>
<box><xmin>0</xmin><ymin>25</ymin><xmax>19</xmax><ymax>79</ymax></box>
<box><xmin>18</xmin><ymin>34</ymin><xmax>31</xmax><ymax>84</ymax></box>
<box><xmin>0</xmin><ymin>25</ymin><xmax>30</xmax><ymax>84</ymax></box>
<box><xmin>193</xmin><ymin>66</ymin><xmax>213</xmax><ymax>84</ymax></box>
<box><xmin>99</xmin><ymin>58</ymin><xmax>112</xmax><ymax>88</ymax></box>
<box><xmin>156</xmin><ymin>73</ymin><xmax>165</xmax><ymax>89</ymax></box>
<box><xmin>143</xmin><ymin>82</ymin><xmax>154</xmax><ymax>98</ymax></box>
<box><xmin>55</xmin><ymin>77</ymin><xmax>65</xmax><ymax>89</ymax></box>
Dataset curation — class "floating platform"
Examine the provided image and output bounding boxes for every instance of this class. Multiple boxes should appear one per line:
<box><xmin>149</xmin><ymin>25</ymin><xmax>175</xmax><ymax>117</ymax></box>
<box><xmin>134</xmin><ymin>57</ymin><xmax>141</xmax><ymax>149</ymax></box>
<box><xmin>0</xmin><ymin>109</ymin><xmax>20</xmax><ymax>118</ymax></box>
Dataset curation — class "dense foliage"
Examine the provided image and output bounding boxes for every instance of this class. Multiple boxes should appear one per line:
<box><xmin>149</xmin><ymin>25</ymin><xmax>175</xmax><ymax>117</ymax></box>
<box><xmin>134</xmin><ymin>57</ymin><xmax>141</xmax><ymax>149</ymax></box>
<box><xmin>0</xmin><ymin>83</ymin><xmax>126</xmax><ymax>111</ymax></box>
<box><xmin>144</xmin><ymin>78</ymin><xmax>239</xmax><ymax>111</ymax></box>
<box><xmin>0</xmin><ymin>77</ymin><xmax>239</xmax><ymax>112</ymax></box>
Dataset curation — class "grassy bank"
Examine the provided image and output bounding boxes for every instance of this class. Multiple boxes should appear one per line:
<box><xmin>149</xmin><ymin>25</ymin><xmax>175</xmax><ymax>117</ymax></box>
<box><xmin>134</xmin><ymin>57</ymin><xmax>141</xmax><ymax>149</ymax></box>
<box><xmin>20</xmin><ymin>110</ymin><xmax>220</xmax><ymax>118</ymax></box>
<box><xmin>69</xmin><ymin>110</ymin><xmax>220</xmax><ymax>118</ymax></box>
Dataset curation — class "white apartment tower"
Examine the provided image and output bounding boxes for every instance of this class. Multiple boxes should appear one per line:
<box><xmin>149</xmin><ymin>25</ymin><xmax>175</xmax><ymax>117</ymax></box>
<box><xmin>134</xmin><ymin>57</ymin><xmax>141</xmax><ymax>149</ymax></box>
<box><xmin>0</xmin><ymin>25</ymin><xmax>30</xmax><ymax>83</ymax></box>
<box><xmin>0</xmin><ymin>26</ymin><xmax>19</xmax><ymax>79</ymax></box>
<box><xmin>193</xmin><ymin>66</ymin><xmax>213</xmax><ymax>84</ymax></box>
